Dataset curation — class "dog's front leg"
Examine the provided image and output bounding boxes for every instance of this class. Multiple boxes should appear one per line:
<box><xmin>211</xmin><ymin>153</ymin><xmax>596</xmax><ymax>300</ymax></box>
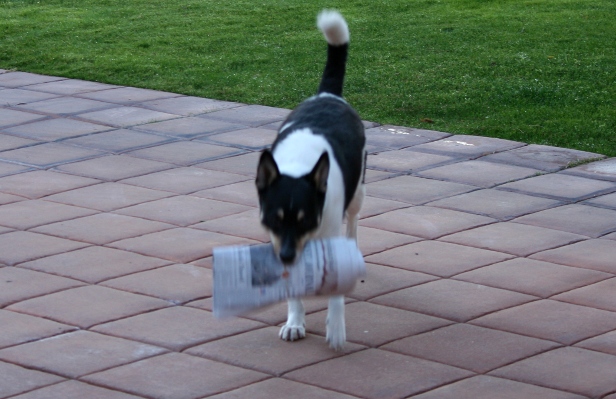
<box><xmin>279</xmin><ymin>298</ymin><xmax>306</xmax><ymax>341</ymax></box>
<box><xmin>326</xmin><ymin>295</ymin><xmax>346</xmax><ymax>350</ymax></box>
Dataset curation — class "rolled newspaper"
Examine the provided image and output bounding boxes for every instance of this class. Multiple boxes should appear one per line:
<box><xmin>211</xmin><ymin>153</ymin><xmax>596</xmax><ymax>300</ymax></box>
<box><xmin>213</xmin><ymin>237</ymin><xmax>365</xmax><ymax>318</ymax></box>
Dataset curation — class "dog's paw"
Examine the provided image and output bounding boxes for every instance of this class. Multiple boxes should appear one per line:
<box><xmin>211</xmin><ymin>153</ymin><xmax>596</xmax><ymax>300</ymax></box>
<box><xmin>279</xmin><ymin>323</ymin><xmax>306</xmax><ymax>342</ymax></box>
<box><xmin>326</xmin><ymin>317</ymin><xmax>346</xmax><ymax>351</ymax></box>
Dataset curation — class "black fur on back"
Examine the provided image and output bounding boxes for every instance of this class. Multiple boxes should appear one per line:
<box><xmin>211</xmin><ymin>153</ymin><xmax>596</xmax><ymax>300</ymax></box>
<box><xmin>273</xmin><ymin>96</ymin><xmax>365</xmax><ymax>211</ymax></box>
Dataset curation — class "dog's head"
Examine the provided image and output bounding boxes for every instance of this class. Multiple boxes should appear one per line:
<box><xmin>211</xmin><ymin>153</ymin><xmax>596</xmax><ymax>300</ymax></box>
<box><xmin>256</xmin><ymin>150</ymin><xmax>329</xmax><ymax>265</ymax></box>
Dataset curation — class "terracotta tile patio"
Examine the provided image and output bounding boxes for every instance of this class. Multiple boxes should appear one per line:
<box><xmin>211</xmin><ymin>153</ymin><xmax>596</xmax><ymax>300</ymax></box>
<box><xmin>1</xmin><ymin>70</ymin><xmax>616</xmax><ymax>398</ymax></box>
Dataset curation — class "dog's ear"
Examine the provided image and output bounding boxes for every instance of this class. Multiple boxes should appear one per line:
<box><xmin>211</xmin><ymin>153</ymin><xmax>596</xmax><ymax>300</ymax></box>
<box><xmin>308</xmin><ymin>152</ymin><xmax>329</xmax><ymax>193</ymax></box>
<box><xmin>256</xmin><ymin>150</ymin><xmax>280</xmax><ymax>191</ymax></box>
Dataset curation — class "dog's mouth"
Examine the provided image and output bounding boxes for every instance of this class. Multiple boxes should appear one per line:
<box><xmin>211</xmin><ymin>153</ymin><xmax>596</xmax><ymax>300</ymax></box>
<box><xmin>272</xmin><ymin>234</ymin><xmax>308</xmax><ymax>266</ymax></box>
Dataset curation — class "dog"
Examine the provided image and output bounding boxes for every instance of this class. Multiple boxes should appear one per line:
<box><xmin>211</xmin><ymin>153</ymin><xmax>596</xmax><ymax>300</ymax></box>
<box><xmin>255</xmin><ymin>10</ymin><xmax>366</xmax><ymax>350</ymax></box>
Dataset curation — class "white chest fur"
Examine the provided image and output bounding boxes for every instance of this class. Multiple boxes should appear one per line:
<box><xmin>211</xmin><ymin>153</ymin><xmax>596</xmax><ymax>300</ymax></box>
<box><xmin>272</xmin><ymin>128</ymin><xmax>345</xmax><ymax>237</ymax></box>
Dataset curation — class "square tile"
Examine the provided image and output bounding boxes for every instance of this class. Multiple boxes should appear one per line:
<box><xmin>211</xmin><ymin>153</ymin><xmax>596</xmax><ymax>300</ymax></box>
<box><xmin>108</xmin><ymin>228</ymin><xmax>257</xmax><ymax>263</ymax></box>
<box><xmin>584</xmin><ymin>191</ymin><xmax>616</xmax><ymax>210</ymax></box>
<box><xmin>77</xmin><ymin>87</ymin><xmax>179</xmax><ymax>104</ymax></box>
<box><xmin>192</xmin><ymin>180</ymin><xmax>259</xmax><ymax>207</ymax></box>
<box><xmin>356</xmin><ymin>225</ymin><xmax>421</xmax><ymax>255</ymax></box>
<box><xmin>0</xmin><ymin>88</ymin><xmax>59</xmax><ymax>106</ymax></box>
<box><xmin>55</xmin><ymin>155</ymin><xmax>173</xmax><ymax>181</ymax></box>
<box><xmin>202</xmin><ymin>127</ymin><xmax>276</xmax><ymax>150</ymax></box>
<box><xmin>202</xmin><ymin>105</ymin><xmax>290</xmax><ymax>127</ymax></box>
<box><xmin>204</xmin><ymin>378</ymin><xmax>359</xmax><ymax>399</ymax></box>
<box><xmin>0</xmin><ymin>309</ymin><xmax>76</xmax><ymax>349</ymax></box>
<box><xmin>0</xmin><ymin>160</ymin><xmax>33</xmax><ymax>177</ymax></box>
<box><xmin>32</xmin><ymin>213</ymin><xmax>174</xmax><ymax>245</ymax></box>
<box><xmin>0</xmin><ymin>142</ymin><xmax>104</xmax><ymax>168</ymax></box>
<box><xmin>455</xmin><ymin>258</ymin><xmax>611</xmax><ymax>298</ymax></box>
<box><xmin>356</xmin><ymin>195</ymin><xmax>410</xmax><ymax>219</ymax></box>
<box><xmin>490</xmin><ymin>347</ymin><xmax>616</xmax><ymax>398</ymax></box>
<box><xmin>0</xmin><ymin>199</ymin><xmax>97</xmax><ymax>229</ymax></box>
<box><xmin>140</xmin><ymin>96</ymin><xmax>241</xmax><ymax>116</ymax></box>
<box><xmin>64</xmin><ymin>129</ymin><xmax>176</xmax><ymax>153</ymax></box>
<box><xmin>366</xmin><ymin>175</ymin><xmax>476</xmax><ymax>204</ymax></box>
<box><xmin>92</xmin><ymin>306</ymin><xmax>264</xmax><ymax>351</ymax></box>
<box><xmin>0</xmin><ymin>170</ymin><xmax>99</xmax><ymax>199</ymax></box>
<box><xmin>0</xmin><ymin>361</ymin><xmax>64</xmax><ymax>398</ymax></box>
<box><xmin>563</xmin><ymin>157</ymin><xmax>616</xmax><ymax>181</ymax></box>
<box><xmin>3</xmin><ymin>118</ymin><xmax>111</xmax><ymax>141</ymax></box>
<box><xmin>364</xmin><ymin>125</ymin><xmax>450</xmax><ymax>150</ymax></box>
<box><xmin>427</xmin><ymin>189</ymin><xmax>561</xmax><ymax>220</ymax></box>
<box><xmin>45</xmin><ymin>182</ymin><xmax>174</xmax><ymax>212</ymax></box>
<box><xmin>412</xmin><ymin>135</ymin><xmax>524</xmax><ymax>157</ymax></box>
<box><xmin>23</xmin><ymin>79</ymin><xmax>118</xmax><ymax>95</ymax></box>
<box><xmin>120</xmin><ymin>167</ymin><xmax>249</xmax><ymax>194</ymax></box>
<box><xmin>0</xmin><ymin>330</ymin><xmax>165</xmax><ymax>378</ymax></box>
<box><xmin>78</xmin><ymin>106</ymin><xmax>179</xmax><ymax>127</ymax></box>
<box><xmin>0</xmin><ymin>192</ymin><xmax>26</xmax><ymax>206</ymax></box>
<box><xmin>82</xmin><ymin>352</ymin><xmax>268</xmax><ymax>399</ymax></box>
<box><xmin>196</xmin><ymin>151</ymin><xmax>261</xmax><ymax>177</ymax></box>
<box><xmin>371</xmin><ymin>279</ymin><xmax>535</xmax><ymax>322</ymax></box>
<box><xmin>187</xmin><ymin>326</ymin><xmax>365</xmax><ymax>376</ymax></box>
<box><xmin>417</xmin><ymin>160</ymin><xmax>541</xmax><ymax>188</ymax></box>
<box><xmin>603</xmin><ymin>232</ymin><xmax>616</xmax><ymax>240</ymax></box>
<box><xmin>305</xmin><ymin>302</ymin><xmax>452</xmax><ymax>347</ymax></box>
<box><xmin>471</xmin><ymin>299</ymin><xmax>616</xmax><ymax>344</ymax></box>
<box><xmin>366</xmin><ymin>165</ymin><xmax>398</xmax><ymax>181</ymax></box>
<box><xmin>530</xmin><ymin>239</ymin><xmax>616</xmax><ymax>274</ymax></box>
<box><xmin>0</xmin><ymin>231</ymin><xmax>89</xmax><ymax>265</ymax></box>
<box><xmin>19</xmin><ymin>246</ymin><xmax>171</xmax><ymax>283</ymax></box>
<box><xmin>192</xmin><ymin>208</ymin><xmax>269</xmax><ymax>242</ymax></box>
<box><xmin>0</xmin><ymin>267</ymin><xmax>83</xmax><ymax>307</ymax></box>
<box><xmin>482</xmin><ymin>144</ymin><xmax>604</xmax><ymax>172</ymax></box>
<box><xmin>285</xmin><ymin>348</ymin><xmax>472</xmax><ymax>399</ymax></box>
<box><xmin>366</xmin><ymin>149</ymin><xmax>454</xmax><ymax>172</ymax></box>
<box><xmin>115</xmin><ymin>195</ymin><xmax>251</xmax><ymax>227</ymax></box>
<box><xmin>7</xmin><ymin>285</ymin><xmax>170</xmax><ymax>328</ymax></box>
<box><xmin>412</xmin><ymin>375</ymin><xmax>586</xmax><ymax>399</ymax></box>
<box><xmin>441</xmin><ymin>222</ymin><xmax>586</xmax><ymax>256</ymax></box>
<box><xmin>553</xmin><ymin>278</ymin><xmax>616</xmax><ymax>312</ymax></box>
<box><xmin>366</xmin><ymin>240</ymin><xmax>512</xmax><ymax>277</ymax></box>
<box><xmin>127</xmin><ymin>141</ymin><xmax>244</xmax><ymax>166</ymax></box>
<box><xmin>348</xmin><ymin>263</ymin><xmax>438</xmax><ymax>301</ymax></box>
<box><xmin>0</xmin><ymin>108</ymin><xmax>46</xmax><ymax>128</ymax></box>
<box><xmin>0</xmin><ymin>133</ymin><xmax>40</xmax><ymax>152</ymax></box>
<box><xmin>575</xmin><ymin>330</ymin><xmax>616</xmax><ymax>356</ymax></box>
<box><xmin>382</xmin><ymin>323</ymin><xmax>560</xmax><ymax>373</ymax></box>
<box><xmin>101</xmin><ymin>264</ymin><xmax>212</xmax><ymax>303</ymax></box>
<box><xmin>15</xmin><ymin>96</ymin><xmax>114</xmax><ymax>115</ymax></box>
<box><xmin>8</xmin><ymin>380</ymin><xmax>145</xmax><ymax>399</ymax></box>
<box><xmin>499</xmin><ymin>173</ymin><xmax>615</xmax><ymax>201</ymax></box>
<box><xmin>512</xmin><ymin>204</ymin><xmax>616</xmax><ymax>238</ymax></box>
<box><xmin>134</xmin><ymin>116</ymin><xmax>245</xmax><ymax>138</ymax></box>
<box><xmin>0</xmin><ymin>72</ymin><xmax>64</xmax><ymax>88</ymax></box>
<box><xmin>361</xmin><ymin>206</ymin><xmax>495</xmax><ymax>239</ymax></box>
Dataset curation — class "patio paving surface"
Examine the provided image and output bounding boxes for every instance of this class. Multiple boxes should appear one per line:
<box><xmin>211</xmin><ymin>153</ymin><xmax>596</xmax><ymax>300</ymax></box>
<box><xmin>1</xmin><ymin>70</ymin><xmax>616</xmax><ymax>399</ymax></box>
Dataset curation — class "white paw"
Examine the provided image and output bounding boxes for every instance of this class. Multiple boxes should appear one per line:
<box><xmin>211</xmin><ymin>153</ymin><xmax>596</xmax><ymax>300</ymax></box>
<box><xmin>326</xmin><ymin>316</ymin><xmax>346</xmax><ymax>351</ymax></box>
<box><xmin>279</xmin><ymin>323</ymin><xmax>306</xmax><ymax>342</ymax></box>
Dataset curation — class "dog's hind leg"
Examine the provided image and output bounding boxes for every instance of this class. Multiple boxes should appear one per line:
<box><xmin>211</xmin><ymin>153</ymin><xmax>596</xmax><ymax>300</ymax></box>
<box><xmin>279</xmin><ymin>298</ymin><xmax>306</xmax><ymax>341</ymax></box>
<box><xmin>345</xmin><ymin>181</ymin><xmax>365</xmax><ymax>241</ymax></box>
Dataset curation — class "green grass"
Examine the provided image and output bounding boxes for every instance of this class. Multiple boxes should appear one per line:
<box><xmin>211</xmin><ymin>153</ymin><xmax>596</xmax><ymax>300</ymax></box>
<box><xmin>1</xmin><ymin>0</ymin><xmax>615</xmax><ymax>156</ymax></box>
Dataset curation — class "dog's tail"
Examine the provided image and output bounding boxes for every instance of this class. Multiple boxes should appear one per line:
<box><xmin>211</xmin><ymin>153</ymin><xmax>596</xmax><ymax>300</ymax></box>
<box><xmin>316</xmin><ymin>10</ymin><xmax>349</xmax><ymax>97</ymax></box>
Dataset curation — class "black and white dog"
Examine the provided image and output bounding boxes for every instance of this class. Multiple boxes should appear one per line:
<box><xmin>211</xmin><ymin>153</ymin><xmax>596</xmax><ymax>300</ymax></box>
<box><xmin>256</xmin><ymin>10</ymin><xmax>366</xmax><ymax>350</ymax></box>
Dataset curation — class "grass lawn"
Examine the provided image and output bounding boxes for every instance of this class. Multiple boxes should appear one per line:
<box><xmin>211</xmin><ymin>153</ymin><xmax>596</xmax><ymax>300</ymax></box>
<box><xmin>1</xmin><ymin>0</ymin><xmax>615</xmax><ymax>156</ymax></box>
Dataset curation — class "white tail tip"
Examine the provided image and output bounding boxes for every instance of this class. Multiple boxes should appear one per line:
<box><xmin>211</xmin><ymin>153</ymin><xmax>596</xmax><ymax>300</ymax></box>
<box><xmin>317</xmin><ymin>10</ymin><xmax>349</xmax><ymax>46</ymax></box>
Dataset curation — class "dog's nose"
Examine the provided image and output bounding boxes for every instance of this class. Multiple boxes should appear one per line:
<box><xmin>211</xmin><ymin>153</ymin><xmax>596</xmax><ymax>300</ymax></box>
<box><xmin>279</xmin><ymin>246</ymin><xmax>296</xmax><ymax>265</ymax></box>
